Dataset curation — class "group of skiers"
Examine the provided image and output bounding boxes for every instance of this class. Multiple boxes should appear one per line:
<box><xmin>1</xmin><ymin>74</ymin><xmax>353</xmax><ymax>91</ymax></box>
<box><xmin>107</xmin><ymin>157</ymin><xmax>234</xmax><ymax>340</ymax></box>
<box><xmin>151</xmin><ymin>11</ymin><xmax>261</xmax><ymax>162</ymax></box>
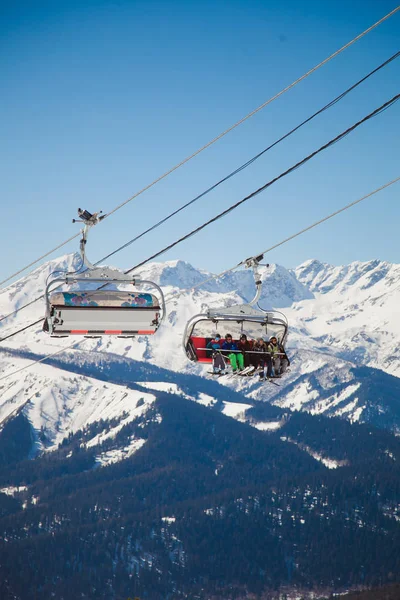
<box><xmin>206</xmin><ymin>333</ymin><xmax>289</xmax><ymax>379</ymax></box>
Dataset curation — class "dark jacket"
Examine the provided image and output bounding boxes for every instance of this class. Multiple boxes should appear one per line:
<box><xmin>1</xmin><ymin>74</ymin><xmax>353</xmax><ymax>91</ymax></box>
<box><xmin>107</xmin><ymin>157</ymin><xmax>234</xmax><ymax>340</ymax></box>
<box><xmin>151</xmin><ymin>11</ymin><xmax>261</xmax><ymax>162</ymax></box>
<box><xmin>251</xmin><ymin>341</ymin><xmax>270</xmax><ymax>366</ymax></box>
<box><xmin>279</xmin><ymin>343</ymin><xmax>290</xmax><ymax>365</ymax></box>
<box><xmin>237</xmin><ymin>340</ymin><xmax>253</xmax><ymax>366</ymax></box>
<box><xmin>253</xmin><ymin>341</ymin><xmax>270</xmax><ymax>354</ymax></box>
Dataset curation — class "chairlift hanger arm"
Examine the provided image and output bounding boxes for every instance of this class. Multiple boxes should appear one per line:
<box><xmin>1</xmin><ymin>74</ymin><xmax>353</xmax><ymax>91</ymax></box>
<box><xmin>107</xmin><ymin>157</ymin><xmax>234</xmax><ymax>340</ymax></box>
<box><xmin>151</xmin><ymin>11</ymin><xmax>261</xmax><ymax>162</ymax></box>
<box><xmin>72</xmin><ymin>208</ymin><xmax>107</xmax><ymax>270</ymax></box>
<box><xmin>242</xmin><ymin>254</ymin><xmax>271</xmax><ymax>307</ymax></box>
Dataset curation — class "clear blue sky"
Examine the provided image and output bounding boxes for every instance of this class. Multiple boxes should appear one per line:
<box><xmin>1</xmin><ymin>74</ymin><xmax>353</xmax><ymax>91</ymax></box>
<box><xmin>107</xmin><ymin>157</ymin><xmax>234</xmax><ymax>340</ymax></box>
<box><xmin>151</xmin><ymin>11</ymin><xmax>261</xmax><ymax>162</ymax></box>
<box><xmin>1</xmin><ymin>0</ymin><xmax>399</xmax><ymax>283</ymax></box>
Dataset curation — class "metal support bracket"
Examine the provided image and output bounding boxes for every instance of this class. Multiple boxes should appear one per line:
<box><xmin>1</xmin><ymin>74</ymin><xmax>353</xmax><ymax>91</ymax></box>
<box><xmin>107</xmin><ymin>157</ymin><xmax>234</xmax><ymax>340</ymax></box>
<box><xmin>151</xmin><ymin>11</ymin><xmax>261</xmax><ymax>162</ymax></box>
<box><xmin>243</xmin><ymin>254</ymin><xmax>270</xmax><ymax>307</ymax></box>
<box><xmin>72</xmin><ymin>208</ymin><xmax>106</xmax><ymax>270</ymax></box>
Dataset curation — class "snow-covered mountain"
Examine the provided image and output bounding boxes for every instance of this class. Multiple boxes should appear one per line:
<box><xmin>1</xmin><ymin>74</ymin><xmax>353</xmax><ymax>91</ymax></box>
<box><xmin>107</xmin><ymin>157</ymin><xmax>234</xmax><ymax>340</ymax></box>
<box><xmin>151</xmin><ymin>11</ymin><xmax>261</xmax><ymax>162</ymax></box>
<box><xmin>291</xmin><ymin>258</ymin><xmax>400</xmax><ymax>375</ymax></box>
<box><xmin>1</xmin><ymin>255</ymin><xmax>400</xmax><ymax>599</ymax></box>
<box><xmin>0</xmin><ymin>253</ymin><xmax>399</xmax><ymax>456</ymax></box>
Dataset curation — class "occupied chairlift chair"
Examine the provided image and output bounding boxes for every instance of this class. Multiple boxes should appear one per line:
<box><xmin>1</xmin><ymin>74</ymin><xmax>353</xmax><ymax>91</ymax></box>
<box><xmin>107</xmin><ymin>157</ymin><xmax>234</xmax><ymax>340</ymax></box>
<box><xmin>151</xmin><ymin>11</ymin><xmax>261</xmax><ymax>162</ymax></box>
<box><xmin>43</xmin><ymin>209</ymin><xmax>166</xmax><ymax>337</ymax></box>
<box><xmin>183</xmin><ymin>255</ymin><xmax>288</xmax><ymax>364</ymax></box>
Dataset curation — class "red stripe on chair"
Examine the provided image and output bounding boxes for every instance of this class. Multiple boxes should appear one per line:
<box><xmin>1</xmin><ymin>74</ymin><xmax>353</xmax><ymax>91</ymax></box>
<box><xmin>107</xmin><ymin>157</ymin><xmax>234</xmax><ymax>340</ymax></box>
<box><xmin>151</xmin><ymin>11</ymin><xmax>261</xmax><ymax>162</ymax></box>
<box><xmin>138</xmin><ymin>330</ymin><xmax>155</xmax><ymax>335</ymax></box>
<box><xmin>71</xmin><ymin>330</ymin><xmax>88</xmax><ymax>334</ymax></box>
<box><xmin>105</xmin><ymin>330</ymin><xmax>122</xmax><ymax>334</ymax></box>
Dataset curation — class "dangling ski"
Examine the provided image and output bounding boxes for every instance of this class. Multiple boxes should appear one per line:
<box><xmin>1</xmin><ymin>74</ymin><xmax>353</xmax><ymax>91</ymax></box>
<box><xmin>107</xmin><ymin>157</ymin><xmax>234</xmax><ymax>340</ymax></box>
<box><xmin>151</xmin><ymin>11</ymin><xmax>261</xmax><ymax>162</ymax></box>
<box><xmin>238</xmin><ymin>365</ymin><xmax>256</xmax><ymax>376</ymax></box>
<box><xmin>255</xmin><ymin>374</ymin><xmax>281</xmax><ymax>386</ymax></box>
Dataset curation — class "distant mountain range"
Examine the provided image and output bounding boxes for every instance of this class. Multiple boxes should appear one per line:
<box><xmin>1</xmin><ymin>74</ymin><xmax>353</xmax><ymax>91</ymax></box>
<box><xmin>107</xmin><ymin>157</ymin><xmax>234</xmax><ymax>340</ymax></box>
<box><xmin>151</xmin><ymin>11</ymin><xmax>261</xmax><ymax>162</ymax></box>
<box><xmin>1</xmin><ymin>254</ymin><xmax>400</xmax><ymax>435</ymax></box>
<box><xmin>0</xmin><ymin>254</ymin><xmax>399</xmax><ymax>598</ymax></box>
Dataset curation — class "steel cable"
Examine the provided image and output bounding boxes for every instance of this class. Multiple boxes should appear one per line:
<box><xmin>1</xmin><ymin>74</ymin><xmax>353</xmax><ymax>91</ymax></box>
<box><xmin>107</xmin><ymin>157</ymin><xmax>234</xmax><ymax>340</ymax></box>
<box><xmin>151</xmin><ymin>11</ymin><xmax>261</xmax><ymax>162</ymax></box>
<box><xmin>1</xmin><ymin>6</ymin><xmax>398</xmax><ymax>288</ymax></box>
<box><xmin>0</xmin><ymin>176</ymin><xmax>399</xmax><ymax>383</ymax></box>
<box><xmin>0</xmin><ymin>93</ymin><xmax>398</xmax><ymax>344</ymax></box>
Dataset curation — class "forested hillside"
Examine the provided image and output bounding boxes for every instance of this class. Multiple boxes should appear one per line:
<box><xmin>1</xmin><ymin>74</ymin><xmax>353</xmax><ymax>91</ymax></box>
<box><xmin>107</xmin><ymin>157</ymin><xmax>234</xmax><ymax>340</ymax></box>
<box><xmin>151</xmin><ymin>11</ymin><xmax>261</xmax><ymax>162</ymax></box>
<box><xmin>0</xmin><ymin>394</ymin><xmax>399</xmax><ymax>599</ymax></box>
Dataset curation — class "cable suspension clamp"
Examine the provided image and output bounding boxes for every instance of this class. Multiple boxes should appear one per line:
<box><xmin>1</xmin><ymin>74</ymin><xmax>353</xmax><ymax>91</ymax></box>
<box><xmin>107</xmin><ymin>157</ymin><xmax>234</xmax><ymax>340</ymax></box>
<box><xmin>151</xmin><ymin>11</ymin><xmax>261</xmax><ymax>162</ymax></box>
<box><xmin>72</xmin><ymin>208</ymin><xmax>106</xmax><ymax>227</ymax></box>
<box><xmin>72</xmin><ymin>208</ymin><xmax>106</xmax><ymax>270</ymax></box>
<box><xmin>243</xmin><ymin>254</ymin><xmax>270</xmax><ymax>306</ymax></box>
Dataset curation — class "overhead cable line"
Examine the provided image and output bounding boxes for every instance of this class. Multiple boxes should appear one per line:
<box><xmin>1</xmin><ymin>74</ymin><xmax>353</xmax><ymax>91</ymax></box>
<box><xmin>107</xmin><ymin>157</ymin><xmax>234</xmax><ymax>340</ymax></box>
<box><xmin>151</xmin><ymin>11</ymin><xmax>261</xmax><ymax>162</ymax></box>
<box><xmin>0</xmin><ymin>319</ymin><xmax>44</xmax><ymax>344</ymax></box>
<box><xmin>1</xmin><ymin>5</ymin><xmax>398</xmax><ymax>289</ymax></box>
<box><xmin>0</xmin><ymin>341</ymin><xmax>82</xmax><ymax>384</ymax></box>
<box><xmin>127</xmin><ymin>94</ymin><xmax>400</xmax><ymax>272</ymax></box>
<box><xmin>0</xmin><ymin>92</ymin><xmax>399</xmax><ymax>329</ymax></box>
<box><xmin>0</xmin><ymin>297</ymin><xmax>47</xmax><ymax>326</ymax></box>
<box><xmin>104</xmin><ymin>6</ymin><xmax>400</xmax><ymax>219</ymax></box>
<box><xmin>166</xmin><ymin>176</ymin><xmax>400</xmax><ymax>302</ymax></box>
<box><xmin>0</xmin><ymin>233</ymin><xmax>83</xmax><ymax>290</ymax></box>
<box><xmin>99</xmin><ymin>50</ymin><xmax>400</xmax><ymax>264</ymax></box>
<box><xmin>0</xmin><ymin>176</ymin><xmax>399</xmax><ymax>382</ymax></box>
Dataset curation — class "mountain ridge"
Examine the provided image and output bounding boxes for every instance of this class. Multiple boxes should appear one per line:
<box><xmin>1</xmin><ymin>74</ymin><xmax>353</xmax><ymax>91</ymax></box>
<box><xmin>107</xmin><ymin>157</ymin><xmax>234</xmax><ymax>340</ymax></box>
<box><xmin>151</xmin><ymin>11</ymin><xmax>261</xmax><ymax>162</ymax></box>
<box><xmin>1</xmin><ymin>253</ymin><xmax>400</xmax><ymax>444</ymax></box>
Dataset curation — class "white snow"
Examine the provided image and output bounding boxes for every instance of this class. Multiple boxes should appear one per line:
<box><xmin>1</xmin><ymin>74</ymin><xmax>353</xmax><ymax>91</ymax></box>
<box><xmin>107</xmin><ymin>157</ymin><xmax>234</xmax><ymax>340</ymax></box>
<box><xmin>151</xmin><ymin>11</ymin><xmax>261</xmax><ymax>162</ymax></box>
<box><xmin>0</xmin><ymin>254</ymin><xmax>398</xmax><ymax>463</ymax></box>
<box><xmin>161</xmin><ymin>516</ymin><xmax>176</xmax><ymax>523</ymax></box>
<box><xmin>0</xmin><ymin>485</ymin><xmax>27</xmax><ymax>496</ymax></box>
<box><xmin>86</xmin><ymin>396</ymin><xmax>155</xmax><ymax>448</ymax></box>
<box><xmin>253</xmin><ymin>421</ymin><xmax>283</xmax><ymax>431</ymax></box>
<box><xmin>351</xmin><ymin>405</ymin><xmax>365</xmax><ymax>422</ymax></box>
<box><xmin>292</xmin><ymin>259</ymin><xmax>400</xmax><ymax>376</ymax></box>
<box><xmin>278</xmin><ymin>382</ymin><xmax>320</xmax><ymax>411</ymax></box>
<box><xmin>95</xmin><ymin>438</ymin><xmax>146</xmax><ymax>467</ymax></box>
<box><xmin>308</xmin><ymin>383</ymin><xmax>361</xmax><ymax>415</ymax></box>
<box><xmin>196</xmin><ymin>393</ymin><xmax>217</xmax><ymax>407</ymax></box>
<box><xmin>222</xmin><ymin>401</ymin><xmax>252</xmax><ymax>418</ymax></box>
<box><xmin>281</xmin><ymin>437</ymin><xmax>349</xmax><ymax>469</ymax></box>
<box><xmin>0</xmin><ymin>350</ymin><xmax>157</xmax><ymax>452</ymax></box>
<box><xmin>139</xmin><ymin>381</ymin><xmax>189</xmax><ymax>397</ymax></box>
<box><xmin>336</xmin><ymin>398</ymin><xmax>359</xmax><ymax>417</ymax></box>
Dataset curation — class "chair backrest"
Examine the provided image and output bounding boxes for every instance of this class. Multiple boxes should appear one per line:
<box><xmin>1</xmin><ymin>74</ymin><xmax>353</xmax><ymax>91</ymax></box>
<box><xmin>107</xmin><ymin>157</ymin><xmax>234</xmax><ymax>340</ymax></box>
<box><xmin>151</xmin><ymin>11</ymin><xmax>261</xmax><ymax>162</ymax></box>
<box><xmin>190</xmin><ymin>337</ymin><xmax>213</xmax><ymax>363</ymax></box>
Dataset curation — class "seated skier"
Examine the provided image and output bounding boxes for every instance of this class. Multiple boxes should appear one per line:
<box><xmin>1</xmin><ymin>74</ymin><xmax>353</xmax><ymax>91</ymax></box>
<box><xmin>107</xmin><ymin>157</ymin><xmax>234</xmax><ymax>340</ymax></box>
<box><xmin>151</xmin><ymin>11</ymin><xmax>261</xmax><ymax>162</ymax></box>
<box><xmin>269</xmin><ymin>336</ymin><xmax>289</xmax><ymax>377</ymax></box>
<box><xmin>237</xmin><ymin>334</ymin><xmax>253</xmax><ymax>369</ymax></box>
<box><xmin>252</xmin><ymin>337</ymin><xmax>273</xmax><ymax>380</ymax></box>
<box><xmin>206</xmin><ymin>334</ymin><xmax>226</xmax><ymax>375</ymax></box>
<box><xmin>222</xmin><ymin>333</ymin><xmax>244</xmax><ymax>372</ymax></box>
<box><xmin>206</xmin><ymin>334</ymin><xmax>221</xmax><ymax>357</ymax></box>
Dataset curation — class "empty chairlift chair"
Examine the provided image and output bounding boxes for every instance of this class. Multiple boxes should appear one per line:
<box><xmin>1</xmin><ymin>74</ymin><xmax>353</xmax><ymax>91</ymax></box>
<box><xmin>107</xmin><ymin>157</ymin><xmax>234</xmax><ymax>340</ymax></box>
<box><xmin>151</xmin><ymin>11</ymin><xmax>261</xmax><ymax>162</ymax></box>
<box><xmin>43</xmin><ymin>209</ymin><xmax>166</xmax><ymax>337</ymax></box>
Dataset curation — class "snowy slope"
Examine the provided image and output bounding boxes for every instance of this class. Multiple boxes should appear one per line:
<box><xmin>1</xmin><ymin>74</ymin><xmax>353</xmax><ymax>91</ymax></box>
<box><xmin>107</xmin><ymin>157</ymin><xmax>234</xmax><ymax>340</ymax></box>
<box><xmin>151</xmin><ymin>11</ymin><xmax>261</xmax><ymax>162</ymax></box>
<box><xmin>0</xmin><ymin>350</ymin><xmax>157</xmax><ymax>455</ymax></box>
<box><xmin>291</xmin><ymin>259</ymin><xmax>400</xmax><ymax>375</ymax></box>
